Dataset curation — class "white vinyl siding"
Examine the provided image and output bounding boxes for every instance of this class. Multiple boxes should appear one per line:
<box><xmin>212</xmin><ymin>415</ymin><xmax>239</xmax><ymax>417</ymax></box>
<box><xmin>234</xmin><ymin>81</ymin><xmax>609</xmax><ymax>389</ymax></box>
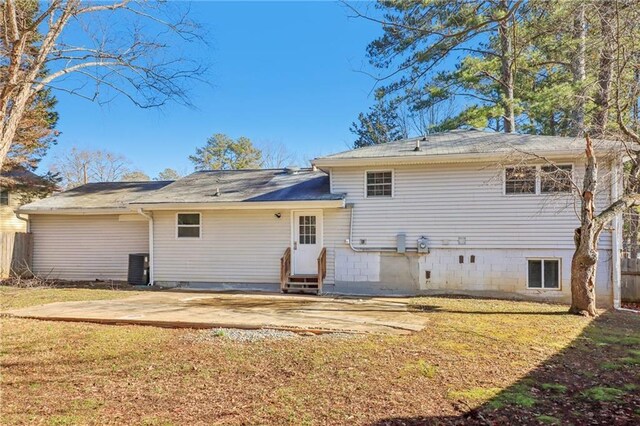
<box><xmin>0</xmin><ymin>191</ymin><xmax>27</xmax><ymax>232</ymax></box>
<box><xmin>330</xmin><ymin>161</ymin><xmax>612</xmax><ymax>250</ymax></box>
<box><xmin>30</xmin><ymin>214</ymin><xmax>148</xmax><ymax>280</ymax></box>
<box><xmin>153</xmin><ymin>210</ymin><xmax>291</xmax><ymax>284</ymax></box>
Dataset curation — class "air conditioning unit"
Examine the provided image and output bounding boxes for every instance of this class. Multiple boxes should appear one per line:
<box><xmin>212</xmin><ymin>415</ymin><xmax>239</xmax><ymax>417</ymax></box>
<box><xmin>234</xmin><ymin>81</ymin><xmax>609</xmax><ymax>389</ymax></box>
<box><xmin>128</xmin><ymin>253</ymin><xmax>149</xmax><ymax>285</ymax></box>
<box><xmin>417</xmin><ymin>236</ymin><xmax>429</xmax><ymax>253</ymax></box>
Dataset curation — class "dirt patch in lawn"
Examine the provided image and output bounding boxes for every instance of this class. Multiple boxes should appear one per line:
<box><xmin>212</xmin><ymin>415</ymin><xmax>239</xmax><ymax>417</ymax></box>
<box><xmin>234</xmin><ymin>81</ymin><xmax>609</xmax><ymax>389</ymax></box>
<box><xmin>1</xmin><ymin>288</ymin><xmax>639</xmax><ymax>425</ymax></box>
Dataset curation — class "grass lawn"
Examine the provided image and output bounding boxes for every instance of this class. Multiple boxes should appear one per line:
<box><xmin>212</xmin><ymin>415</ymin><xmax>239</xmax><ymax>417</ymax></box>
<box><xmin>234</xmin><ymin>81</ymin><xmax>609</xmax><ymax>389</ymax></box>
<box><xmin>1</xmin><ymin>286</ymin><xmax>639</xmax><ymax>425</ymax></box>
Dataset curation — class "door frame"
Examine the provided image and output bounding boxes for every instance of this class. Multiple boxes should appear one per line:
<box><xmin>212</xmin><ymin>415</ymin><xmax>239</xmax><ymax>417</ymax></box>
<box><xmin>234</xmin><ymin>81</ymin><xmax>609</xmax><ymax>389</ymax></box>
<box><xmin>290</xmin><ymin>209</ymin><xmax>324</xmax><ymax>275</ymax></box>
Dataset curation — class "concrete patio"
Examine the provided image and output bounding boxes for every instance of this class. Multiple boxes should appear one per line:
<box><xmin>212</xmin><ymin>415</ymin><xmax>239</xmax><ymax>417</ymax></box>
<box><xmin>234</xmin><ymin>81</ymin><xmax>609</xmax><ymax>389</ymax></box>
<box><xmin>3</xmin><ymin>291</ymin><xmax>429</xmax><ymax>335</ymax></box>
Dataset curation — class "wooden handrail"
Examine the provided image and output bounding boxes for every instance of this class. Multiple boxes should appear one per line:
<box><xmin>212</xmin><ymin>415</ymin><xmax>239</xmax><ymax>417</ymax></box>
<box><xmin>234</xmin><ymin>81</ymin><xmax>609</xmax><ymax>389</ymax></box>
<box><xmin>280</xmin><ymin>247</ymin><xmax>291</xmax><ymax>292</ymax></box>
<box><xmin>317</xmin><ymin>247</ymin><xmax>327</xmax><ymax>294</ymax></box>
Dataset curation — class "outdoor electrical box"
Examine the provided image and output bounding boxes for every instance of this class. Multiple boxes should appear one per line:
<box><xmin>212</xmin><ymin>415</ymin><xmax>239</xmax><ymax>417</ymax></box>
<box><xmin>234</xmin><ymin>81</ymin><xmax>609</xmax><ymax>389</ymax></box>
<box><xmin>417</xmin><ymin>237</ymin><xmax>430</xmax><ymax>253</ymax></box>
<box><xmin>396</xmin><ymin>233</ymin><xmax>406</xmax><ymax>253</ymax></box>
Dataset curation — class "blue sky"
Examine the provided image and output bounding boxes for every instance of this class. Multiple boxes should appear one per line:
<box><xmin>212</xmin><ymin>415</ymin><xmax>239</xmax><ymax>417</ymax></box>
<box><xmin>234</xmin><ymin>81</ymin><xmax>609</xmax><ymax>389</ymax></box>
<box><xmin>41</xmin><ymin>1</ymin><xmax>387</xmax><ymax>177</ymax></box>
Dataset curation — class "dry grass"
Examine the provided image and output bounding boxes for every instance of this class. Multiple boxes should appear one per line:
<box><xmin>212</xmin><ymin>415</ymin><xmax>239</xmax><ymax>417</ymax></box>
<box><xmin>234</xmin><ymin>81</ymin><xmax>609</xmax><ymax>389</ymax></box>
<box><xmin>1</xmin><ymin>287</ymin><xmax>638</xmax><ymax>425</ymax></box>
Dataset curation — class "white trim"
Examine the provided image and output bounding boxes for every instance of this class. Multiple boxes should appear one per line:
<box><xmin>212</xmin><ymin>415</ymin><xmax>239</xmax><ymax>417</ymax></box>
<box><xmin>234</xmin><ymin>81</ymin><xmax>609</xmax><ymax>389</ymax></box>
<box><xmin>0</xmin><ymin>187</ymin><xmax>9</xmax><ymax>206</ymax></box>
<box><xmin>20</xmin><ymin>200</ymin><xmax>345</xmax><ymax>215</ymax></box>
<box><xmin>329</xmin><ymin>167</ymin><xmax>334</xmax><ymax>194</ymax></box>
<box><xmin>540</xmin><ymin>163</ymin><xmax>574</xmax><ymax>194</ymax></box>
<box><xmin>364</xmin><ymin>169</ymin><xmax>394</xmax><ymax>199</ymax></box>
<box><xmin>503</xmin><ymin>165</ymin><xmax>537</xmax><ymax>196</ymax></box>
<box><xmin>130</xmin><ymin>200</ymin><xmax>345</xmax><ymax>211</ymax></box>
<box><xmin>312</xmin><ymin>150</ymin><xmax>607</xmax><ymax>168</ymax></box>
<box><xmin>118</xmin><ymin>214</ymin><xmax>147</xmax><ymax>222</ymax></box>
<box><xmin>290</xmin><ymin>209</ymin><xmax>324</xmax><ymax>275</ymax></box>
<box><xmin>611</xmin><ymin>159</ymin><xmax>622</xmax><ymax>309</ymax></box>
<box><xmin>176</xmin><ymin>212</ymin><xmax>202</xmax><ymax>240</ymax></box>
<box><xmin>526</xmin><ymin>258</ymin><xmax>562</xmax><ymax>290</ymax></box>
<box><xmin>503</xmin><ymin>164</ymin><xmax>574</xmax><ymax>196</ymax></box>
<box><xmin>17</xmin><ymin>208</ymin><xmax>131</xmax><ymax>215</ymax></box>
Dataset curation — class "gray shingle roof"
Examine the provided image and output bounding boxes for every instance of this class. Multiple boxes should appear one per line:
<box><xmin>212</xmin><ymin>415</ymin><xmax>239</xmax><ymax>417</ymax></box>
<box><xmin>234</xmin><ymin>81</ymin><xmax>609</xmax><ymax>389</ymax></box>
<box><xmin>131</xmin><ymin>169</ymin><xmax>343</xmax><ymax>204</ymax></box>
<box><xmin>315</xmin><ymin>129</ymin><xmax>619</xmax><ymax>161</ymax></box>
<box><xmin>19</xmin><ymin>181</ymin><xmax>173</xmax><ymax>212</ymax></box>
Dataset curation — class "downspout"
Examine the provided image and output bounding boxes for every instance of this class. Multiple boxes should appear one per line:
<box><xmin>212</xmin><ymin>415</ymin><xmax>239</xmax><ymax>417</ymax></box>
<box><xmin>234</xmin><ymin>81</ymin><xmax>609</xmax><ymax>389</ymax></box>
<box><xmin>16</xmin><ymin>213</ymin><xmax>30</xmax><ymax>232</ymax></box>
<box><xmin>137</xmin><ymin>208</ymin><xmax>154</xmax><ymax>286</ymax></box>
<box><xmin>610</xmin><ymin>160</ymin><xmax>622</xmax><ymax>310</ymax></box>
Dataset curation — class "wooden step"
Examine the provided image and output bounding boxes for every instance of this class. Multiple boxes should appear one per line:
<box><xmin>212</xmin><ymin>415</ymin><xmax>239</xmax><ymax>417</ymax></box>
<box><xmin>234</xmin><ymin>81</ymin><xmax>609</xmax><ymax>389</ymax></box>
<box><xmin>288</xmin><ymin>274</ymin><xmax>319</xmax><ymax>283</ymax></box>
<box><xmin>283</xmin><ymin>281</ymin><xmax>319</xmax><ymax>294</ymax></box>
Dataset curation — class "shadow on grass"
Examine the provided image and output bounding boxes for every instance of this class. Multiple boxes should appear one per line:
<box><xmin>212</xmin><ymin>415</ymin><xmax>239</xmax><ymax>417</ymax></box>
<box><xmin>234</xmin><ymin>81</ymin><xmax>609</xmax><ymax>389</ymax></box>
<box><xmin>370</xmin><ymin>310</ymin><xmax>640</xmax><ymax>425</ymax></box>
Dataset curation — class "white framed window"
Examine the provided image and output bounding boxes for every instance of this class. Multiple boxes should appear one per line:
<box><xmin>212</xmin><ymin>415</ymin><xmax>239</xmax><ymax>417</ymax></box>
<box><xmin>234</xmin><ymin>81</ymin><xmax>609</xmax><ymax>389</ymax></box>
<box><xmin>0</xmin><ymin>188</ymin><xmax>8</xmax><ymax>206</ymax></box>
<box><xmin>176</xmin><ymin>213</ymin><xmax>201</xmax><ymax>238</ymax></box>
<box><xmin>540</xmin><ymin>165</ymin><xmax>573</xmax><ymax>193</ymax></box>
<box><xmin>365</xmin><ymin>170</ymin><xmax>393</xmax><ymax>198</ymax></box>
<box><xmin>504</xmin><ymin>165</ymin><xmax>573</xmax><ymax>195</ymax></box>
<box><xmin>527</xmin><ymin>259</ymin><xmax>561</xmax><ymax>289</ymax></box>
<box><xmin>505</xmin><ymin>166</ymin><xmax>536</xmax><ymax>194</ymax></box>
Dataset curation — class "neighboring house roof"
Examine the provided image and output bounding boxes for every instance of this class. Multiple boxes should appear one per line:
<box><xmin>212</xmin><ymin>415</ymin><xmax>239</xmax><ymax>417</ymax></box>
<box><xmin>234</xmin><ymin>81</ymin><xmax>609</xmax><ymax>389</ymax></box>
<box><xmin>19</xmin><ymin>181</ymin><xmax>173</xmax><ymax>213</ymax></box>
<box><xmin>0</xmin><ymin>166</ymin><xmax>52</xmax><ymax>189</ymax></box>
<box><xmin>313</xmin><ymin>129</ymin><xmax>621</xmax><ymax>166</ymax></box>
<box><xmin>130</xmin><ymin>168</ymin><xmax>344</xmax><ymax>206</ymax></box>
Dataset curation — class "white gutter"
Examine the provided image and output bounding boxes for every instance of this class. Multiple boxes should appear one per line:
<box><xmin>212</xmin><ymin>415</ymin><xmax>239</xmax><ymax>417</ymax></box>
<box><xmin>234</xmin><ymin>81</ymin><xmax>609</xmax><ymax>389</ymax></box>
<box><xmin>137</xmin><ymin>208</ymin><xmax>154</xmax><ymax>286</ymax></box>
<box><xmin>17</xmin><ymin>208</ymin><xmax>130</xmax><ymax>215</ymax></box>
<box><xmin>313</xmin><ymin>149</ymin><xmax>620</xmax><ymax>168</ymax></box>
<box><xmin>129</xmin><ymin>199</ymin><xmax>345</xmax><ymax>211</ymax></box>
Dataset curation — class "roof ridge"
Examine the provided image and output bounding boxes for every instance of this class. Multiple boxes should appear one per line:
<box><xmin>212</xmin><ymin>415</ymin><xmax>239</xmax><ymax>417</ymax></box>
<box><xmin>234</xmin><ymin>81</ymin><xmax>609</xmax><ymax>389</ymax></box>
<box><xmin>79</xmin><ymin>180</ymin><xmax>174</xmax><ymax>185</ymax></box>
<box><xmin>195</xmin><ymin>167</ymin><xmax>313</xmax><ymax>173</ymax></box>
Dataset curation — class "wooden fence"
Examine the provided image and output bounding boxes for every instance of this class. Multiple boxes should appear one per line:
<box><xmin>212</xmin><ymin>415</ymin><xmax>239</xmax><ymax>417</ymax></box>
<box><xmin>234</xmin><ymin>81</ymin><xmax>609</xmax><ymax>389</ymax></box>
<box><xmin>0</xmin><ymin>232</ymin><xmax>33</xmax><ymax>279</ymax></box>
<box><xmin>622</xmin><ymin>258</ymin><xmax>640</xmax><ymax>302</ymax></box>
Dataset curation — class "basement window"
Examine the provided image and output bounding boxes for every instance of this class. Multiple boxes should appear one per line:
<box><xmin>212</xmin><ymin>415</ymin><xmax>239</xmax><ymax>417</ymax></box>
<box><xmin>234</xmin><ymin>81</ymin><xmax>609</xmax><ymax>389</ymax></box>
<box><xmin>366</xmin><ymin>171</ymin><xmax>393</xmax><ymax>197</ymax></box>
<box><xmin>527</xmin><ymin>259</ymin><xmax>560</xmax><ymax>289</ymax></box>
<box><xmin>0</xmin><ymin>188</ymin><xmax>8</xmax><ymax>206</ymax></box>
<box><xmin>177</xmin><ymin>213</ymin><xmax>201</xmax><ymax>238</ymax></box>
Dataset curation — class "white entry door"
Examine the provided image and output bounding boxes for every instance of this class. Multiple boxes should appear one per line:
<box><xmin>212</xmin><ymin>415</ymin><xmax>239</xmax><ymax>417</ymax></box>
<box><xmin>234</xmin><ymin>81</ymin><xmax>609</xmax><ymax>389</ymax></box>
<box><xmin>293</xmin><ymin>211</ymin><xmax>322</xmax><ymax>275</ymax></box>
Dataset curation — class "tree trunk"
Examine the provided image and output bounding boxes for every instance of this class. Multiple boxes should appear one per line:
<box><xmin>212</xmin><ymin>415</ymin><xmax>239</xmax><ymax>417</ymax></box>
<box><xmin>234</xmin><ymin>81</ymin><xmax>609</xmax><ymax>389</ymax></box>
<box><xmin>498</xmin><ymin>5</ymin><xmax>516</xmax><ymax>134</ymax></box>
<box><xmin>569</xmin><ymin>135</ymin><xmax>600</xmax><ymax>316</ymax></box>
<box><xmin>570</xmin><ymin>2</ymin><xmax>586</xmax><ymax>136</ymax></box>
<box><xmin>570</xmin><ymin>226</ymin><xmax>599</xmax><ymax>316</ymax></box>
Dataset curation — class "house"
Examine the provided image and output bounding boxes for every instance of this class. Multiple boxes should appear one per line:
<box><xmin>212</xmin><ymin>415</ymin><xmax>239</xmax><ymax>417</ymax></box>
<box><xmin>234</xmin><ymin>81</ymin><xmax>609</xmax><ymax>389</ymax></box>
<box><xmin>0</xmin><ymin>167</ymin><xmax>53</xmax><ymax>232</ymax></box>
<box><xmin>17</xmin><ymin>129</ymin><xmax>624</xmax><ymax>306</ymax></box>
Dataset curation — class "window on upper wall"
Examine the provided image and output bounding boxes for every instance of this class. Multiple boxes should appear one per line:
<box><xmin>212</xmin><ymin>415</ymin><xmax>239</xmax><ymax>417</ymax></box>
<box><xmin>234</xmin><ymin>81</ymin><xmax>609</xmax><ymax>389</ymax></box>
<box><xmin>541</xmin><ymin>165</ymin><xmax>573</xmax><ymax>193</ymax></box>
<box><xmin>528</xmin><ymin>259</ymin><xmax>560</xmax><ymax>289</ymax></box>
<box><xmin>0</xmin><ymin>188</ymin><xmax>8</xmax><ymax>206</ymax></box>
<box><xmin>177</xmin><ymin>213</ymin><xmax>201</xmax><ymax>238</ymax></box>
<box><xmin>505</xmin><ymin>165</ymin><xmax>574</xmax><ymax>195</ymax></box>
<box><xmin>366</xmin><ymin>171</ymin><xmax>393</xmax><ymax>197</ymax></box>
<box><xmin>505</xmin><ymin>166</ymin><xmax>536</xmax><ymax>194</ymax></box>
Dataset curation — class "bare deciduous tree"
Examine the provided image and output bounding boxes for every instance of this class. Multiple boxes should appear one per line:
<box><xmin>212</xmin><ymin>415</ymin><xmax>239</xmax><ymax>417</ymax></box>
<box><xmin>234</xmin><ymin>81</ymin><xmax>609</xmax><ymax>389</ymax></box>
<box><xmin>0</xmin><ymin>0</ymin><xmax>205</xmax><ymax>169</ymax></box>
<box><xmin>50</xmin><ymin>147</ymin><xmax>132</xmax><ymax>188</ymax></box>
<box><xmin>120</xmin><ymin>170</ymin><xmax>149</xmax><ymax>182</ymax></box>
<box><xmin>259</xmin><ymin>141</ymin><xmax>296</xmax><ymax>169</ymax></box>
